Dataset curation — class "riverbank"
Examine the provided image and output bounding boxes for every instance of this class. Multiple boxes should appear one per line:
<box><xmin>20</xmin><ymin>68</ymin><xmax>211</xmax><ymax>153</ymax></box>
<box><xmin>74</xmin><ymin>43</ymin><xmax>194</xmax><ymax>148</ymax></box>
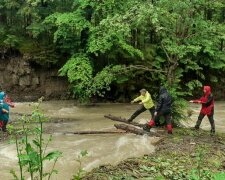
<box><xmin>82</xmin><ymin>128</ymin><xmax>225</xmax><ymax>180</ymax></box>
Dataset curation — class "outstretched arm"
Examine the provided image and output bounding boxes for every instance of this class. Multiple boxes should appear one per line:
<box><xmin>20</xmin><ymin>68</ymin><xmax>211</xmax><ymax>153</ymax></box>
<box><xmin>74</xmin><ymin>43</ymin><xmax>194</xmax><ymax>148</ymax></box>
<box><xmin>5</xmin><ymin>96</ymin><xmax>15</xmax><ymax>108</ymax></box>
<box><xmin>189</xmin><ymin>97</ymin><xmax>203</xmax><ymax>103</ymax></box>
<box><xmin>131</xmin><ymin>96</ymin><xmax>141</xmax><ymax>103</ymax></box>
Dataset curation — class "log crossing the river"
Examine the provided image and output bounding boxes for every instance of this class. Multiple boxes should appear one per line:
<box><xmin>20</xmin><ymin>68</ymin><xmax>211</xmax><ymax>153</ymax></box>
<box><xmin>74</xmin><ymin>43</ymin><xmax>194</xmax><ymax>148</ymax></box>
<box><xmin>104</xmin><ymin>114</ymin><xmax>144</xmax><ymax>127</ymax></box>
<box><xmin>104</xmin><ymin>114</ymin><xmax>163</xmax><ymax>137</ymax></box>
<box><xmin>114</xmin><ymin>124</ymin><xmax>161</xmax><ymax>137</ymax></box>
<box><xmin>61</xmin><ymin>130</ymin><xmax>126</xmax><ymax>135</ymax></box>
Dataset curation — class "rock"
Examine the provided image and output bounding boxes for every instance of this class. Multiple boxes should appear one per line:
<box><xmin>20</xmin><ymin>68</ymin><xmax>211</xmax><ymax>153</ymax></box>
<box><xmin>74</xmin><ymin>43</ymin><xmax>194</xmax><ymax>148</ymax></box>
<box><xmin>19</xmin><ymin>76</ymin><xmax>31</xmax><ymax>86</ymax></box>
<box><xmin>222</xmin><ymin>161</ymin><xmax>225</xmax><ymax>169</ymax></box>
<box><xmin>190</xmin><ymin>142</ymin><xmax>196</xmax><ymax>145</ymax></box>
<box><xmin>31</xmin><ymin>77</ymin><xmax>39</xmax><ymax>86</ymax></box>
<box><xmin>191</xmin><ymin>153</ymin><xmax>196</xmax><ymax>158</ymax></box>
<box><xmin>12</xmin><ymin>74</ymin><xmax>19</xmax><ymax>85</ymax></box>
<box><xmin>0</xmin><ymin>56</ymin><xmax>69</xmax><ymax>101</ymax></box>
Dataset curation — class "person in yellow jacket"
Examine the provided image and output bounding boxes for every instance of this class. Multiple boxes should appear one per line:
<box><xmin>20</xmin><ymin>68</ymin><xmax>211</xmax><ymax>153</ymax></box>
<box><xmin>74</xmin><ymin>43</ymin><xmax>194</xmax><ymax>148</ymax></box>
<box><xmin>127</xmin><ymin>89</ymin><xmax>155</xmax><ymax>122</ymax></box>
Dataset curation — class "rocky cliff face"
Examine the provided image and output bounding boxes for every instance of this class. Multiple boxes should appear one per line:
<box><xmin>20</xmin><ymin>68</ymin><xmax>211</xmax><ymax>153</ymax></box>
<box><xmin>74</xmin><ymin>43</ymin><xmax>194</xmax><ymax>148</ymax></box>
<box><xmin>0</xmin><ymin>55</ymin><xmax>70</xmax><ymax>101</ymax></box>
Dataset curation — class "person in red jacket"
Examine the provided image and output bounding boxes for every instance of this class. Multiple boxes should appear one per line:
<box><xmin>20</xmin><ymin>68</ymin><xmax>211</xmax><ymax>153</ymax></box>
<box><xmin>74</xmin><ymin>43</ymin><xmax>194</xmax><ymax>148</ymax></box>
<box><xmin>189</xmin><ymin>86</ymin><xmax>215</xmax><ymax>135</ymax></box>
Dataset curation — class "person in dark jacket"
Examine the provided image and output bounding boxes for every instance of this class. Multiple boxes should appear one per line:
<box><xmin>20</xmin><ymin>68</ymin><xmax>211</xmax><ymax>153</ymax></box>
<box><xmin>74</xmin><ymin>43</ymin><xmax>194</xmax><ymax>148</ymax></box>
<box><xmin>143</xmin><ymin>86</ymin><xmax>173</xmax><ymax>134</ymax></box>
<box><xmin>189</xmin><ymin>86</ymin><xmax>215</xmax><ymax>135</ymax></box>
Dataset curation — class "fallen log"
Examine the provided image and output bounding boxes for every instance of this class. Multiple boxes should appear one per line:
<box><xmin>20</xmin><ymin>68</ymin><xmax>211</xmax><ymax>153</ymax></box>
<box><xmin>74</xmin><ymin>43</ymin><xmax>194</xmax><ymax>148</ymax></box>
<box><xmin>104</xmin><ymin>114</ymin><xmax>144</xmax><ymax>127</ymax></box>
<box><xmin>59</xmin><ymin>130</ymin><xmax>126</xmax><ymax>135</ymax></box>
<box><xmin>114</xmin><ymin>124</ymin><xmax>161</xmax><ymax>137</ymax></box>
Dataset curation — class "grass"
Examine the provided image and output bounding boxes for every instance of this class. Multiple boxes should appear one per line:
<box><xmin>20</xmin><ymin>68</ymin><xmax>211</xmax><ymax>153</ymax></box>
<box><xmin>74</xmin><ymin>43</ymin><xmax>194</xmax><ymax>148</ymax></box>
<box><xmin>82</xmin><ymin>128</ymin><xmax>225</xmax><ymax>180</ymax></box>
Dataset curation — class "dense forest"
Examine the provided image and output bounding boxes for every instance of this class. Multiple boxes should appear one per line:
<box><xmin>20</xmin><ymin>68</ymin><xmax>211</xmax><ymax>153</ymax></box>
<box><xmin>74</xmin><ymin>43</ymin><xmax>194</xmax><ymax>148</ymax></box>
<box><xmin>1</xmin><ymin>1</ymin><xmax>225</xmax><ymax>179</ymax></box>
<box><xmin>1</xmin><ymin>0</ymin><xmax>225</xmax><ymax>101</ymax></box>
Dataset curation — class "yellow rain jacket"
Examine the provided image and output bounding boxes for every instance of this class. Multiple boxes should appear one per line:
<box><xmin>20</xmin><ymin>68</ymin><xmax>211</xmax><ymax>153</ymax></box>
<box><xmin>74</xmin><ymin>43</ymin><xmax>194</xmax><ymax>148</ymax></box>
<box><xmin>133</xmin><ymin>91</ymin><xmax>154</xmax><ymax>109</ymax></box>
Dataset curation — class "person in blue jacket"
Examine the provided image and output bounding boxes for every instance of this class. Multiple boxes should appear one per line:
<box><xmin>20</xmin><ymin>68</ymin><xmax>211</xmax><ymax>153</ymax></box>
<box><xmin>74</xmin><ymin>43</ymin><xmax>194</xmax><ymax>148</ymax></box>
<box><xmin>0</xmin><ymin>100</ymin><xmax>9</xmax><ymax>132</ymax></box>
<box><xmin>0</xmin><ymin>91</ymin><xmax>14</xmax><ymax>132</ymax></box>
<box><xmin>0</xmin><ymin>91</ymin><xmax>5</xmax><ymax>100</ymax></box>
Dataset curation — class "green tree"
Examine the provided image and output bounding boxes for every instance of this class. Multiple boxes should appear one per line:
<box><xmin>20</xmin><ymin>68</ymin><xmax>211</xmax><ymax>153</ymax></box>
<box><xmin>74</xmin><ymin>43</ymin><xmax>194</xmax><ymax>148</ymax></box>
<box><xmin>1</xmin><ymin>0</ymin><xmax>225</xmax><ymax>107</ymax></box>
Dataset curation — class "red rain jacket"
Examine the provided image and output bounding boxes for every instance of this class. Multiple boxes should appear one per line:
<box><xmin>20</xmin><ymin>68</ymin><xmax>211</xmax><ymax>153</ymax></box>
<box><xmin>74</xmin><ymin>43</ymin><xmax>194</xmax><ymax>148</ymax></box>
<box><xmin>192</xmin><ymin>86</ymin><xmax>214</xmax><ymax>115</ymax></box>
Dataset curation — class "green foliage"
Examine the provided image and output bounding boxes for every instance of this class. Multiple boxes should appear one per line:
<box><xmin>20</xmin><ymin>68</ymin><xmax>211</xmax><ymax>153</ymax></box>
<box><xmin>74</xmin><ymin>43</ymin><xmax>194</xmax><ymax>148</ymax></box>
<box><xmin>1</xmin><ymin>0</ymin><xmax>225</xmax><ymax>113</ymax></box>
<box><xmin>138</xmin><ymin>144</ymin><xmax>223</xmax><ymax>180</ymax></box>
<box><xmin>59</xmin><ymin>54</ymin><xmax>93</xmax><ymax>100</ymax></box>
<box><xmin>214</xmin><ymin>172</ymin><xmax>225</xmax><ymax>180</ymax></box>
<box><xmin>10</xmin><ymin>98</ymin><xmax>62</xmax><ymax>180</ymax></box>
<box><xmin>186</xmin><ymin>80</ymin><xmax>203</xmax><ymax>92</ymax></box>
<box><xmin>3</xmin><ymin>35</ymin><xmax>20</xmax><ymax>48</ymax></box>
<box><xmin>59</xmin><ymin>54</ymin><xmax>125</xmax><ymax>101</ymax></box>
<box><xmin>26</xmin><ymin>23</ymin><xmax>46</xmax><ymax>38</ymax></box>
<box><xmin>43</xmin><ymin>11</ymin><xmax>90</xmax><ymax>53</ymax></box>
<box><xmin>59</xmin><ymin>54</ymin><xmax>93</xmax><ymax>83</ymax></box>
<box><xmin>90</xmin><ymin>65</ymin><xmax>125</xmax><ymax>96</ymax></box>
<box><xmin>73</xmin><ymin>150</ymin><xmax>88</xmax><ymax>180</ymax></box>
<box><xmin>189</xmin><ymin>146</ymin><xmax>212</xmax><ymax>180</ymax></box>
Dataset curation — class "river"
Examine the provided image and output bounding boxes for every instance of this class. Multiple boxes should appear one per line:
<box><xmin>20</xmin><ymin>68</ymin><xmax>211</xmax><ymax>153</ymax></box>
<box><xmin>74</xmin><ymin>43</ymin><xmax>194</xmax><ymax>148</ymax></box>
<box><xmin>1</xmin><ymin>101</ymin><xmax>159</xmax><ymax>180</ymax></box>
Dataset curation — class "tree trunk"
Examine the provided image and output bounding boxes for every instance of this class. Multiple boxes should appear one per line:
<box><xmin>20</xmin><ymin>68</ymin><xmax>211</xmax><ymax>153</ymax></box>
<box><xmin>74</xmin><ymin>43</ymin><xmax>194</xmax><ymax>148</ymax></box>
<box><xmin>114</xmin><ymin>124</ymin><xmax>161</xmax><ymax>136</ymax></box>
<box><xmin>167</xmin><ymin>62</ymin><xmax>178</xmax><ymax>86</ymax></box>
<box><xmin>61</xmin><ymin>130</ymin><xmax>126</xmax><ymax>135</ymax></box>
<box><xmin>104</xmin><ymin>114</ymin><xmax>144</xmax><ymax>127</ymax></box>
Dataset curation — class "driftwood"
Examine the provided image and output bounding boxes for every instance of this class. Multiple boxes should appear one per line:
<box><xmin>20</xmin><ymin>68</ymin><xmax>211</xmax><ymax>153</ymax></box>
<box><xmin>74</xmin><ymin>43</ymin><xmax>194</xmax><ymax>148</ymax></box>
<box><xmin>114</xmin><ymin>124</ymin><xmax>144</xmax><ymax>135</ymax></box>
<box><xmin>104</xmin><ymin>114</ymin><xmax>144</xmax><ymax>127</ymax></box>
<box><xmin>60</xmin><ymin>130</ymin><xmax>126</xmax><ymax>135</ymax></box>
<box><xmin>114</xmin><ymin>124</ymin><xmax>161</xmax><ymax>137</ymax></box>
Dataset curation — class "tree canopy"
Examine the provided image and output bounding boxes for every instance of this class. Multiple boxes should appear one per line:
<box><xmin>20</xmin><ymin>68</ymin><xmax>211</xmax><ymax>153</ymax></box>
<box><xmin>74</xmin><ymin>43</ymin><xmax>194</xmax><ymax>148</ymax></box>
<box><xmin>1</xmin><ymin>0</ymin><xmax>225</xmax><ymax>101</ymax></box>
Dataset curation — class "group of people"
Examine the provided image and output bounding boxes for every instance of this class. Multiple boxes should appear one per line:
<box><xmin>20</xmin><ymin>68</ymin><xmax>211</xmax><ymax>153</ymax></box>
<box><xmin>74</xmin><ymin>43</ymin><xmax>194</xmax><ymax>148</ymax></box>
<box><xmin>0</xmin><ymin>86</ymin><xmax>216</xmax><ymax>134</ymax></box>
<box><xmin>0</xmin><ymin>92</ymin><xmax>14</xmax><ymax>132</ymax></box>
<box><xmin>127</xmin><ymin>87</ymin><xmax>173</xmax><ymax>134</ymax></box>
<box><xmin>128</xmin><ymin>85</ymin><xmax>215</xmax><ymax>135</ymax></box>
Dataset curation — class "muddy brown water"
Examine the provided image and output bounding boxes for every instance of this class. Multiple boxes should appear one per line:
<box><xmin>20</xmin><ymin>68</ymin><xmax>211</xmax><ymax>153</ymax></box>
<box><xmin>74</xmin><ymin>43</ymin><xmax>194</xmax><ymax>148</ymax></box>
<box><xmin>1</xmin><ymin>101</ymin><xmax>158</xmax><ymax>180</ymax></box>
<box><xmin>0</xmin><ymin>101</ymin><xmax>224</xmax><ymax>180</ymax></box>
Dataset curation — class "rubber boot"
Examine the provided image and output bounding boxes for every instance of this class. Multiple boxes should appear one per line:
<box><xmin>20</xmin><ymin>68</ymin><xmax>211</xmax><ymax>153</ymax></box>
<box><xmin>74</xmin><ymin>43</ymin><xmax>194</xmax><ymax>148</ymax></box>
<box><xmin>194</xmin><ymin>116</ymin><xmax>203</xmax><ymax>130</ymax></box>
<box><xmin>143</xmin><ymin>120</ymin><xmax>155</xmax><ymax>132</ymax></box>
<box><xmin>210</xmin><ymin>126</ymin><xmax>216</xmax><ymax>136</ymax></box>
<box><xmin>0</xmin><ymin>121</ymin><xmax>3</xmax><ymax>128</ymax></box>
<box><xmin>167</xmin><ymin>124</ymin><xmax>173</xmax><ymax>134</ymax></box>
<box><xmin>148</xmin><ymin>119</ymin><xmax>155</xmax><ymax>127</ymax></box>
<box><xmin>143</xmin><ymin>123</ymin><xmax>151</xmax><ymax>132</ymax></box>
<box><xmin>210</xmin><ymin>129</ymin><xmax>215</xmax><ymax>136</ymax></box>
<box><xmin>127</xmin><ymin>114</ymin><xmax>137</xmax><ymax>122</ymax></box>
<box><xmin>191</xmin><ymin>125</ymin><xmax>199</xmax><ymax>130</ymax></box>
<box><xmin>127</xmin><ymin>117</ymin><xmax>133</xmax><ymax>123</ymax></box>
<box><xmin>2</xmin><ymin>121</ymin><xmax>7</xmax><ymax>132</ymax></box>
<box><xmin>210</xmin><ymin>120</ymin><xmax>215</xmax><ymax>136</ymax></box>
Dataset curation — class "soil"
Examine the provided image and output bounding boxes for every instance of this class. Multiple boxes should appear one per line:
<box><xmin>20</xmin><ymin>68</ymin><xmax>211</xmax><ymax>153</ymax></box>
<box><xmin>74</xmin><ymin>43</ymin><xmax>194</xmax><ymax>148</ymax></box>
<box><xmin>82</xmin><ymin>128</ymin><xmax>225</xmax><ymax>180</ymax></box>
